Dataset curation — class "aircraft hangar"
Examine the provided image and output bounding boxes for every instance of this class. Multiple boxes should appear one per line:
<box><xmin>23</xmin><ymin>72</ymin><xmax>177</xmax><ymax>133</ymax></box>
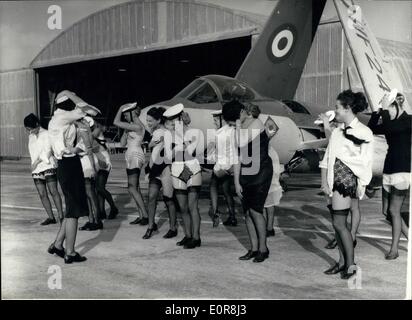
<box><xmin>0</xmin><ymin>0</ymin><xmax>411</xmax><ymax>158</ymax></box>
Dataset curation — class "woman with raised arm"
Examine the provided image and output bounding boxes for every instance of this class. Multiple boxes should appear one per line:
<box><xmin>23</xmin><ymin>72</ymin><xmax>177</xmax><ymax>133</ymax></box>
<box><xmin>163</xmin><ymin>104</ymin><xmax>204</xmax><ymax>249</ymax></box>
<box><xmin>113</xmin><ymin>103</ymin><xmax>148</xmax><ymax>226</ymax></box>
<box><xmin>320</xmin><ymin>90</ymin><xmax>374</xmax><ymax>279</ymax></box>
<box><xmin>47</xmin><ymin>90</ymin><xmax>100</xmax><ymax>264</ymax></box>
<box><xmin>368</xmin><ymin>90</ymin><xmax>411</xmax><ymax>260</ymax></box>
<box><xmin>142</xmin><ymin>106</ymin><xmax>177</xmax><ymax>239</ymax></box>
<box><xmin>230</xmin><ymin>100</ymin><xmax>274</xmax><ymax>263</ymax></box>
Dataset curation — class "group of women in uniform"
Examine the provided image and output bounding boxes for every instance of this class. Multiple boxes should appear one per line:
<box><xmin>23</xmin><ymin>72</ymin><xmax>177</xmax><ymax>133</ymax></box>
<box><xmin>24</xmin><ymin>88</ymin><xmax>410</xmax><ymax>273</ymax></box>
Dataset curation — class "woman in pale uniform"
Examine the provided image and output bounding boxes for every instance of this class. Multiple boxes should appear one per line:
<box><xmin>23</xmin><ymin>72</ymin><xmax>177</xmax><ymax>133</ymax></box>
<box><xmin>163</xmin><ymin>104</ymin><xmax>204</xmax><ymax>249</ymax></box>
<box><xmin>92</xmin><ymin>121</ymin><xmax>119</xmax><ymax>220</ymax></box>
<box><xmin>320</xmin><ymin>90</ymin><xmax>373</xmax><ymax>279</ymax></box>
<box><xmin>24</xmin><ymin>113</ymin><xmax>63</xmax><ymax>225</ymax></box>
<box><xmin>113</xmin><ymin>103</ymin><xmax>148</xmax><ymax>226</ymax></box>
<box><xmin>143</xmin><ymin>106</ymin><xmax>177</xmax><ymax>239</ymax></box>
<box><xmin>76</xmin><ymin>116</ymin><xmax>103</xmax><ymax>231</ymax></box>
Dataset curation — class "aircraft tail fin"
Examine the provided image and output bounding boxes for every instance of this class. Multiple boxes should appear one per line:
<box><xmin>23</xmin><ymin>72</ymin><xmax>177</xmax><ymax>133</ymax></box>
<box><xmin>235</xmin><ymin>0</ymin><xmax>326</xmax><ymax>100</ymax></box>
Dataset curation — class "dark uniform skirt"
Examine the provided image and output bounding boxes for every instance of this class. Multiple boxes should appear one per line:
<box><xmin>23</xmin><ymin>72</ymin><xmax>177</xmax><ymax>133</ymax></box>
<box><xmin>240</xmin><ymin>158</ymin><xmax>273</xmax><ymax>214</ymax></box>
<box><xmin>57</xmin><ymin>155</ymin><xmax>89</xmax><ymax>218</ymax></box>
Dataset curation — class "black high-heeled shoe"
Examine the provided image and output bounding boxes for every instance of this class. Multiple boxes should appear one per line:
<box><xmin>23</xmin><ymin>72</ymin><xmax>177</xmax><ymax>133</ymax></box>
<box><xmin>253</xmin><ymin>250</ymin><xmax>269</xmax><ymax>263</ymax></box>
<box><xmin>47</xmin><ymin>243</ymin><xmax>65</xmax><ymax>258</ymax></box>
<box><xmin>266</xmin><ymin>229</ymin><xmax>275</xmax><ymax>237</ymax></box>
<box><xmin>184</xmin><ymin>238</ymin><xmax>201</xmax><ymax>249</ymax></box>
<box><xmin>163</xmin><ymin>229</ymin><xmax>178</xmax><ymax>239</ymax></box>
<box><xmin>176</xmin><ymin>236</ymin><xmax>191</xmax><ymax>246</ymax></box>
<box><xmin>64</xmin><ymin>252</ymin><xmax>87</xmax><ymax>264</ymax></box>
<box><xmin>325</xmin><ymin>238</ymin><xmax>338</xmax><ymax>249</ymax></box>
<box><xmin>341</xmin><ymin>265</ymin><xmax>357</xmax><ymax>279</ymax></box>
<box><xmin>212</xmin><ymin>212</ymin><xmax>220</xmax><ymax>228</ymax></box>
<box><xmin>142</xmin><ymin>223</ymin><xmax>158</xmax><ymax>239</ymax></box>
<box><xmin>223</xmin><ymin>216</ymin><xmax>238</xmax><ymax>227</ymax></box>
<box><xmin>108</xmin><ymin>207</ymin><xmax>119</xmax><ymax>220</ymax></box>
<box><xmin>79</xmin><ymin>221</ymin><xmax>94</xmax><ymax>231</ymax></box>
<box><xmin>324</xmin><ymin>262</ymin><xmax>345</xmax><ymax>275</ymax></box>
<box><xmin>239</xmin><ymin>250</ymin><xmax>258</xmax><ymax>260</ymax></box>
<box><xmin>129</xmin><ymin>217</ymin><xmax>142</xmax><ymax>225</ymax></box>
<box><xmin>140</xmin><ymin>217</ymin><xmax>149</xmax><ymax>226</ymax></box>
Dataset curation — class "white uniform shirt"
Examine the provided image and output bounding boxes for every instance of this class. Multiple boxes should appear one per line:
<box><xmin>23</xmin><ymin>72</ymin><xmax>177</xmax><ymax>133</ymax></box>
<box><xmin>48</xmin><ymin>108</ymin><xmax>86</xmax><ymax>159</ymax></box>
<box><xmin>214</xmin><ymin>124</ymin><xmax>236</xmax><ymax>172</ymax></box>
<box><xmin>28</xmin><ymin>127</ymin><xmax>56</xmax><ymax>174</ymax></box>
<box><xmin>319</xmin><ymin>117</ymin><xmax>374</xmax><ymax>199</ymax></box>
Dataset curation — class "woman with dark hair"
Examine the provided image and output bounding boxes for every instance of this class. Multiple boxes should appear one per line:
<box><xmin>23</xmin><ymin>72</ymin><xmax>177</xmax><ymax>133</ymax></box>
<box><xmin>142</xmin><ymin>106</ymin><xmax>177</xmax><ymax>239</ymax></box>
<box><xmin>163</xmin><ymin>103</ymin><xmax>204</xmax><ymax>249</ymax></box>
<box><xmin>230</xmin><ymin>100</ymin><xmax>274</xmax><ymax>263</ymax></box>
<box><xmin>47</xmin><ymin>90</ymin><xmax>100</xmax><ymax>263</ymax></box>
<box><xmin>24</xmin><ymin>113</ymin><xmax>63</xmax><ymax>225</ymax></box>
<box><xmin>320</xmin><ymin>90</ymin><xmax>374</xmax><ymax>279</ymax></box>
<box><xmin>113</xmin><ymin>103</ymin><xmax>148</xmax><ymax>226</ymax></box>
<box><xmin>91</xmin><ymin>121</ymin><xmax>119</xmax><ymax>220</ymax></box>
<box><xmin>368</xmin><ymin>90</ymin><xmax>411</xmax><ymax>260</ymax></box>
<box><xmin>317</xmin><ymin>113</ymin><xmax>361</xmax><ymax>250</ymax></box>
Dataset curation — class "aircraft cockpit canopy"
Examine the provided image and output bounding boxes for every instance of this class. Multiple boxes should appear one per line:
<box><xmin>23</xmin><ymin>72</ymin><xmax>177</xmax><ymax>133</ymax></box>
<box><xmin>175</xmin><ymin>75</ymin><xmax>257</xmax><ymax>104</ymax></box>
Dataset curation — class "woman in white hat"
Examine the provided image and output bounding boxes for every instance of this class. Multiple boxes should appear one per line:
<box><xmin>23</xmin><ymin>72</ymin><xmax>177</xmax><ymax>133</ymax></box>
<box><xmin>368</xmin><ymin>90</ymin><xmax>411</xmax><ymax>260</ymax></box>
<box><xmin>113</xmin><ymin>103</ymin><xmax>148</xmax><ymax>225</ymax></box>
<box><xmin>47</xmin><ymin>90</ymin><xmax>100</xmax><ymax>263</ymax></box>
<box><xmin>163</xmin><ymin>103</ymin><xmax>204</xmax><ymax>249</ymax></box>
<box><xmin>142</xmin><ymin>106</ymin><xmax>177</xmax><ymax>239</ymax></box>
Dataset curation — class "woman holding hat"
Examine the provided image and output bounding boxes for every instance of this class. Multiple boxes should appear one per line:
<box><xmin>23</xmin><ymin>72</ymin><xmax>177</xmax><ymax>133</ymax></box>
<box><xmin>24</xmin><ymin>113</ymin><xmax>63</xmax><ymax>225</ymax></box>
<box><xmin>47</xmin><ymin>90</ymin><xmax>100</xmax><ymax>263</ymax></box>
<box><xmin>142</xmin><ymin>106</ymin><xmax>177</xmax><ymax>239</ymax></box>
<box><xmin>320</xmin><ymin>90</ymin><xmax>373</xmax><ymax>279</ymax></box>
<box><xmin>113</xmin><ymin>103</ymin><xmax>148</xmax><ymax>225</ymax></box>
<box><xmin>231</xmin><ymin>101</ymin><xmax>274</xmax><ymax>263</ymax></box>
<box><xmin>317</xmin><ymin>112</ymin><xmax>362</xmax><ymax>252</ymax></box>
<box><xmin>368</xmin><ymin>90</ymin><xmax>411</xmax><ymax>260</ymax></box>
<box><xmin>163</xmin><ymin>103</ymin><xmax>204</xmax><ymax>249</ymax></box>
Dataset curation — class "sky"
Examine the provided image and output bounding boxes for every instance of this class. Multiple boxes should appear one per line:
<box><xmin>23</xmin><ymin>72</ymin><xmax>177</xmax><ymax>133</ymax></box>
<box><xmin>0</xmin><ymin>0</ymin><xmax>411</xmax><ymax>71</ymax></box>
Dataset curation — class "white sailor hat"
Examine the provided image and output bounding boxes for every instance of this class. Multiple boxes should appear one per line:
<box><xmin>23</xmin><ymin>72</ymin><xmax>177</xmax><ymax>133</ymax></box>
<box><xmin>55</xmin><ymin>90</ymin><xmax>101</xmax><ymax>115</ymax></box>
<box><xmin>121</xmin><ymin>102</ymin><xmax>138</xmax><ymax>113</ymax></box>
<box><xmin>211</xmin><ymin>110</ymin><xmax>222</xmax><ymax>117</ymax></box>
<box><xmin>387</xmin><ymin>88</ymin><xmax>398</xmax><ymax>105</ymax></box>
<box><xmin>83</xmin><ymin>116</ymin><xmax>95</xmax><ymax>128</ymax></box>
<box><xmin>314</xmin><ymin>110</ymin><xmax>335</xmax><ymax>125</ymax></box>
<box><xmin>163</xmin><ymin>103</ymin><xmax>184</xmax><ymax>119</ymax></box>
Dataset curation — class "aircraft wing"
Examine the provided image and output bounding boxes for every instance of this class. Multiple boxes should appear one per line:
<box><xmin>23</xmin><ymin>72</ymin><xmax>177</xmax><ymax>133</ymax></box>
<box><xmin>297</xmin><ymin>138</ymin><xmax>328</xmax><ymax>151</ymax></box>
<box><xmin>334</xmin><ymin>0</ymin><xmax>410</xmax><ymax>112</ymax></box>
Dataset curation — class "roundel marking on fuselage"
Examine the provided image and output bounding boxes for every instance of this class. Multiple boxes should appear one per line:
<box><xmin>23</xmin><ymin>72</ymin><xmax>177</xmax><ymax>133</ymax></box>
<box><xmin>266</xmin><ymin>24</ymin><xmax>297</xmax><ymax>63</ymax></box>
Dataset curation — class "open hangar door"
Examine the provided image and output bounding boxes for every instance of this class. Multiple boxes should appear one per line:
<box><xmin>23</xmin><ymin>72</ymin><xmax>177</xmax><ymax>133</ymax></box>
<box><xmin>35</xmin><ymin>36</ymin><xmax>252</xmax><ymax>129</ymax></box>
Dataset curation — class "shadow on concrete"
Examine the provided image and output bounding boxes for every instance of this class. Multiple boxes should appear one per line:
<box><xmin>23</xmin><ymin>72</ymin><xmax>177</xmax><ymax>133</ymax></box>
<box><xmin>277</xmin><ymin>206</ymin><xmax>336</xmax><ymax>266</ymax></box>
<box><xmin>76</xmin><ymin>191</ymin><xmax>131</xmax><ymax>255</ymax></box>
